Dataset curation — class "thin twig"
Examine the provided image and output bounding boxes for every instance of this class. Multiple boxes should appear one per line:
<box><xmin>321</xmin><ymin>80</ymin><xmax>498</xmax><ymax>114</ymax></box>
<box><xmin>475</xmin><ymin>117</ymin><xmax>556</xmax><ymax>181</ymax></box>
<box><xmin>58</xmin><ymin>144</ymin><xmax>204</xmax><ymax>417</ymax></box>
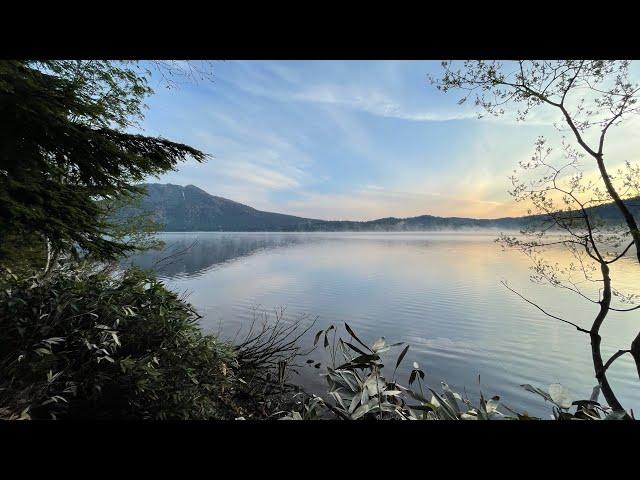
<box><xmin>501</xmin><ymin>281</ymin><xmax>590</xmax><ymax>334</ymax></box>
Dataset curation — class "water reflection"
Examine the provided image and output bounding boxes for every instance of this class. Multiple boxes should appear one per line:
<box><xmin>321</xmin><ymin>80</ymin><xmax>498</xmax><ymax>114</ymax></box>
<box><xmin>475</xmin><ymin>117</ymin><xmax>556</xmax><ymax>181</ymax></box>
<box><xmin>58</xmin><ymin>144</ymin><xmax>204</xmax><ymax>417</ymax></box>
<box><xmin>126</xmin><ymin>232</ymin><xmax>310</xmax><ymax>278</ymax></box>
<box><xmin>125</xmin><ymin>232</ymin><xmax>640</xmax><ymax>417</ymax></box>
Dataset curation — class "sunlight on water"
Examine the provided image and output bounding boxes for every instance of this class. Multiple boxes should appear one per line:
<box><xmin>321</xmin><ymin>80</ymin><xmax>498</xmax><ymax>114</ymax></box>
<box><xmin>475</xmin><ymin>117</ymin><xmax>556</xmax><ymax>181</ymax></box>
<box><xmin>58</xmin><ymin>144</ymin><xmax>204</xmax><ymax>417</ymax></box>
<box><xmin>126</xmin><ymin>232</ymin><xmax>640</xmax><ymax>417</ymax></box>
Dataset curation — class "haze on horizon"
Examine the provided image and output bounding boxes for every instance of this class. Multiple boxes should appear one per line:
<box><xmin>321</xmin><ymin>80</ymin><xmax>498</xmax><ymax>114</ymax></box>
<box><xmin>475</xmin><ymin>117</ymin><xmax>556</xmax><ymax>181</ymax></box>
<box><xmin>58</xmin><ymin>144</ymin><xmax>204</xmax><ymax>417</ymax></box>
<box><xmin>139</xmin><ymin>60</ymin><xmax>640</xmax><ymax>221</ymax></box>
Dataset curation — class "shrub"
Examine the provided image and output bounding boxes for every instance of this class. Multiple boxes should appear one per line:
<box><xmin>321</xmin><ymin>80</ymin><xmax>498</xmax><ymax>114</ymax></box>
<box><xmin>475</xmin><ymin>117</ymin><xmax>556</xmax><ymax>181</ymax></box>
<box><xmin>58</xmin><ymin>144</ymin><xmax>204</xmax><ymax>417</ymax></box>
<box><xmin>280</xmin><ymin>324</ymin><xmax>631</xmax><ymax>420</ymax></box>
<box><xmin>0</xmin><ymin>263</ymin><xmax>237</xmax><ymax>420</ymax></box>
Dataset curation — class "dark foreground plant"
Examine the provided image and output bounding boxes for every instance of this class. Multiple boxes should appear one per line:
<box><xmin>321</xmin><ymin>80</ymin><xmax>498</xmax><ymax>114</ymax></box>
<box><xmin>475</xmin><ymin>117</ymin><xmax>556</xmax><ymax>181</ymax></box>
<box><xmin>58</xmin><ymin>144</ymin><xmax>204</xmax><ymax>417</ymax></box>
<box><xmin>3</xmin><ymin>260</ymin><xmax>630</xmax><ymax>420</ymax></box>
<box><xmin>279</xmin><ymin>323</ymin><xmax>632</xmax><ymax>420</ymax></box>
<box><xmin>0</xmin><ymin>263</ymin><xmax>238</xmax><ymax>420</ymax></box>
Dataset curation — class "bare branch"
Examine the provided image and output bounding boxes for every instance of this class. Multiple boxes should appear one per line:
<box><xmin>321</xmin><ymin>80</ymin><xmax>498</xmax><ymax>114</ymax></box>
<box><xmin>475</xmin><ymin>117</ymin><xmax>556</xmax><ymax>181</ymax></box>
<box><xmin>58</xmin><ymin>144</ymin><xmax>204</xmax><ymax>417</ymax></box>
<box><xmin>501</xmin><ymin>281</ymin><xmax>590</xmax><ymax>334</ymax></box>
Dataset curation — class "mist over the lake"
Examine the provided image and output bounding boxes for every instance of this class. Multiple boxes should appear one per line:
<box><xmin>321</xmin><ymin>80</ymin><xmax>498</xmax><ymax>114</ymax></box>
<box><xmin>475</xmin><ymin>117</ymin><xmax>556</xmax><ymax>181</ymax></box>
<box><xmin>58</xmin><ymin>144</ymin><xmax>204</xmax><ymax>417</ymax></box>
<box><xmin>126</xmin><ymin>231</ymin><xmax>640</xmax><ymax>417</ymax></box>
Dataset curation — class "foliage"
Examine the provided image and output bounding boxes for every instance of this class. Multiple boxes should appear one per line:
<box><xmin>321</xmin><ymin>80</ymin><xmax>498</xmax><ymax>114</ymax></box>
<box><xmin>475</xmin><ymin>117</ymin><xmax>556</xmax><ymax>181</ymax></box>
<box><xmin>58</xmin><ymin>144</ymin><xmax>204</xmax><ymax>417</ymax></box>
<box><xmin>0</xmin><ymin>60</ymin><xmax>207</xmax><ymax>263</ymax></box>
<box><xmin>234</xmin><ymin>307</ymin><xmax>316</xmax><ymax>379</ymax></box>
<box><xmin>101</xmin><ymin>187</ymin><xmax>165</xmax><ymax>254</ymax></box>
<box><xmin>518</xmin><ymin>383</ymin><xmax>630</xmax><ymax>420</ymax></box>
<box><xmin>280</xmin><ymin>323</ymin><xmax>632</xmax><ymax>420</ymax></box>
<box><xmin>430</xmin><ymin>60</ymin><xmax>640</xmax><ymax>414</ymax></box>
<box><xmin>0</xmin><ymin>59</ymin><xmax>292</xmax><ymax>421</ymax></box>
<box><xmin>0</xmin><ymin>263</ymin><xmax>239</xmax><ymax>420</ymax></box>
<box><xmin>216</xmin><ymin>307</ymin><xmax>319</xmax><ymax>419</ymax></box>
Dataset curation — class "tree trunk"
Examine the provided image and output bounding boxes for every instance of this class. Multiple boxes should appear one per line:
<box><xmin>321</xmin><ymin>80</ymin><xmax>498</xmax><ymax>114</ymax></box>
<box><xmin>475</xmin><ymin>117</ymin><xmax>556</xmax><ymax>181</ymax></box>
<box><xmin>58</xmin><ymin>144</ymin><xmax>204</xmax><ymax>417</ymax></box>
<box><xmin>592</xmin><ymin>333</ymin><xmax>626</xmax><ymax>412</ymax></box>
<box><xmin>631</xmin><ymin>331</ymin><xmax>640</xmax><ymax>381</ymax></box>
<box><xmin>590</xmin><ymin>262</ymin><xmax>629</xmax><ymax>414</ymax></box>
<box><xmin>594</xmin><ymin>154</ymin><xmax>640</xmax><ymax>265</ymax></box>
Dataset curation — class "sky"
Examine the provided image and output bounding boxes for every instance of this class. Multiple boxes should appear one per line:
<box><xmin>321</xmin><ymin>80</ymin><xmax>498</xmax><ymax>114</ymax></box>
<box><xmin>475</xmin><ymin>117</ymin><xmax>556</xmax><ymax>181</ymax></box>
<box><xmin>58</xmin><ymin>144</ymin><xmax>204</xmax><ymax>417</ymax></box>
<box><xmin>138</xmin><ymin>60</ymin><xmax>640</xmax><ymax>221</ymax></box>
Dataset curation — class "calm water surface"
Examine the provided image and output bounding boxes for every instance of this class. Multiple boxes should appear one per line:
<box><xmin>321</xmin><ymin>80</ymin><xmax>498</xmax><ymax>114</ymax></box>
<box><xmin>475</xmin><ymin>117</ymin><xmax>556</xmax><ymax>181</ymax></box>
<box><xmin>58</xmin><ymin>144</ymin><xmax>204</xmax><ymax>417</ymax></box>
<box><xmin>126</xmin><ymin>232</ymin><xmax>640</xmax><ymax>417</ymax></box>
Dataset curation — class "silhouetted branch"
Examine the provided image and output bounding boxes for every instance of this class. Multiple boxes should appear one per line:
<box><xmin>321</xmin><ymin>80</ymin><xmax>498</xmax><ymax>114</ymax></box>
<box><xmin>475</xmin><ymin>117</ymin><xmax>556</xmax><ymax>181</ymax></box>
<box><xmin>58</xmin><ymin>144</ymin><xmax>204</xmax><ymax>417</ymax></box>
<box><xmin>153</xmin><ymin>240</ymin><xmax>199</xmax><ymax>269</ymax></box>
<box><xmin>601</xmin><ymin>349</ymin><xmax>631</xmax><ymax>376</ymax></box>
<box><xmin>501</xmin><ymin>281</ymin><xmax>590</xmax><ymax>334</ymax></box>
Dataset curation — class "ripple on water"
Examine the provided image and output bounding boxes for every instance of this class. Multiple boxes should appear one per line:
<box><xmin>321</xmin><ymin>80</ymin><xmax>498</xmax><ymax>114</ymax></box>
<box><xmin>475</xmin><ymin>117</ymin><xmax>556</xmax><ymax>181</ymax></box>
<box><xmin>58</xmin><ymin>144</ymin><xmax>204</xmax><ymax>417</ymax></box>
<box><xmin>125</xmin><ymin>232</ymin><xmax>640</xmax><ymax>417</ymax></box>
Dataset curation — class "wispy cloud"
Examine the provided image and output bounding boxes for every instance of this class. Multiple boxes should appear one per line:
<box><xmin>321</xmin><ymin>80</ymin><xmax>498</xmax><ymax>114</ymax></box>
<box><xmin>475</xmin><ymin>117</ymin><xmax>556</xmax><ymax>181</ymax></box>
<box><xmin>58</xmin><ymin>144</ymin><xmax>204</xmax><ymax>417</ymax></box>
<box><xmin>221</xmin><ymin>161</ymin><xmax>301</xmax><ymax>190</ymax></box>
<box><xmin>289</xmin><ymin>84</ymin><xmax>478</xmax><ymax>122</ymax></box>
<box><xmin>143</xmin><ymin>60</ymin><xmax>640</xmax><ymax>220</ymax></box>
<box><xmin>283</xmin><ymin>185</ymin><xmax>517</xmax><ymax>221</ymax></box>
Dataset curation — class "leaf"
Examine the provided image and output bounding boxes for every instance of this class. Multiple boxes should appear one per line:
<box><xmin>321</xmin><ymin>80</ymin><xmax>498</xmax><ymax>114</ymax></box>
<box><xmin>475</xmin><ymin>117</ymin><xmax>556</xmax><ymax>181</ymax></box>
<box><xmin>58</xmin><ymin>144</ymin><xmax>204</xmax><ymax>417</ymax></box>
<box><xmin>349</xmin><ymin>393</ymin><xmax>360</xmax><ymax>413</ymax></box>
<box><xmin>428</xmin><ymin>388</ymin><xmax>459</xmax><ymax>420</ymax></box>
<box><xmin>441</xmin><ymin>383</ymin><xmax>461</xmax><ymax>414</ymax></box>
<box><xmin>313</xmin><ymin>330</ymin><xmax>323</xmax><ymax>346</ymax></box>
<box><xmin>330</xmin><ymin>390</ymin><xmax>347</xmax><ymax>410</ymax></box>
<box><xmin>364</xmin><ymin>374</ymin><xmax>386</xmax><ymax>396</ymax></box>
<box><xmin>361</xmin><ymin>385</ymin><xmax>370</xmax><ymax>405</ymax></box>
<box><xmin>604</xmin><ymin>410</ymin><xmax>628</xmax><ymax>420</ymax></box>
<box><xmin>406</xmin><ymin>388</ymin><xmax>428</xmax><ymax>403</ymax></box>
<box><xmin>383</xmin><ymin>390</ymin><xmax>402</xmax><ymax>397</ymax></box>
<box><xmin>371</xmin><ymin>337</ymin><xmax>386</xmax><ymax>353</ymax></box>
<box><xmin>394</xmin><ymin>344</ymin><xmax>410</xmax><ymax>372</ymax></box>
<box><xmin>336</xmin><ymin>370</ymin><xmax>358</xmax><ymax>391</ymax></box>
<box><xmin>548</xmin><ymin>383</ymin><xmax>572</xmax><ymax>409</ymax></box>
<box><xmin>521</xmin><ymin>384</ymin><xmax>552</xmax><ymax>402</ymax></box>
<box><xmin>336</xmin><ymin>354</ymin><xmax>378</xmax><ymax>370</ymax></box>
<box><xmin>344</xmin><ymin>342</ymin><xmax>368</xmax><ymax>356</ymax></box>
<box><xmin>351</xmin><ymin>402</ymin><xmax>371</xmax><ymax>420</ymax></box>
<box><xmin>408</xmin><ymin>403</ymin><xmax>436</xmax><ymax>412</ymax></box>
<box><xmin>345</xmin><ymin>323</ymin><xmax>372</xmax><ymax>352</ymax></box>
<box><xmin>485</xmin><ymin>397</ymin><xmax>500</xmax><ymax>414</ymax></box>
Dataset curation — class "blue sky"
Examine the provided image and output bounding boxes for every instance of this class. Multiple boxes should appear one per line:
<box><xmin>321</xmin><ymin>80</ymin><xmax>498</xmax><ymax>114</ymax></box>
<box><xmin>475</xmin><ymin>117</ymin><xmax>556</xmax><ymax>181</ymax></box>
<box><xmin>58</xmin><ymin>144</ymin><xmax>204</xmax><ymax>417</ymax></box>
<box><xmin>138</xmin><ymin>61</ymin><xmax>637</xmax><ymax>220</ymax></box>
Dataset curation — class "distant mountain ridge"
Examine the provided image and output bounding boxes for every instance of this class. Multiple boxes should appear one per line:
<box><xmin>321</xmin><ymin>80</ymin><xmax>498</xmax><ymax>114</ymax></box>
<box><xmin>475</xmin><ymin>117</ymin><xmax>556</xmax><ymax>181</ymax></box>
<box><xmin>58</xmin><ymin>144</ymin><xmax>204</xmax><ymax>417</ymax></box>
<box><xmin>116</xmin><ymin>183</ymin><xmax>639</xmax><ymax>232</ymax></box>
<box><xmin>129</xmin><ymin>183</ymin><xmax>320</xmax><ymax>231</ymax></box>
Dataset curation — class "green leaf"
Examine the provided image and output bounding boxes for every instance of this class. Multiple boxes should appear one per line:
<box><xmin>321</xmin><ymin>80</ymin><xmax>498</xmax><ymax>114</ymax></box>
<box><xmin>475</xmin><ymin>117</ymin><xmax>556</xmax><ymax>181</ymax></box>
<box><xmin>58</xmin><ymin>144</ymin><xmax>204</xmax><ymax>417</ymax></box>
<box><xmin>394</xmin><ymin>344</ymin><xmax>410</xmax><ymax>372</ymax></box>
<box><xmin>521</xmin><ymin>384</ymin><xmax>552</xmax><ymax>402</ymax></box>
<box><xmin>344</xmin><ymin>342</ymin><xmax>368</xmax><ymax>356</ymax></box>
<box><xmin>344</xmin><ymin>323</ymin><xmax>372</xmax><ymax>352</ymax></box>
<box><xmin>371</xmin><ymin>337</ymin><xmax>386</xmax><ymax>352</ymax></box>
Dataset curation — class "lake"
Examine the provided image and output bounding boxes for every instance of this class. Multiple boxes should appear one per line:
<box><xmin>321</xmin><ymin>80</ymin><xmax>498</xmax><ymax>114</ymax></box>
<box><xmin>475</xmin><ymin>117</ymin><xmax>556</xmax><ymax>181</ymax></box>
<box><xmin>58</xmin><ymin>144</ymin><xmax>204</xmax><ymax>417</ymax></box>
<box><xmin>125</xmin><ymin>232</ymin><xmax>640</xmax><ymax>417</ymax></box>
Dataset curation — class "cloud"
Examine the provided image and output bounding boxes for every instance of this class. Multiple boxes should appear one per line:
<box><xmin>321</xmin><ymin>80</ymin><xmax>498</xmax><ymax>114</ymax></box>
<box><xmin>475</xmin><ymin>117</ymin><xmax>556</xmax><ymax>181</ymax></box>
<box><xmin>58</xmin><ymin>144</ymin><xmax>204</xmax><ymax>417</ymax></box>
<box><xmin>222</xmin><ymin>161</ymin><xmax>301</xmax><ymax>190</ymax></box>
<box><xmin>145</xmin><ymin>60</ymin><xmax>640</xmax><ymax>221</ymax></box>
<box><xmin>220</xmin><ymin>62</ymin><xmax>479</xmax><ymax>123</ymax></box>
<box><xmin>269</xmin><ymin>83</ymin><xmax>480</xmax><ymax>122</ymax></box>
<box><xmin>292</xmin><ymin>84</ymin><xmax>476</xmax><ymax>121</ymax></box>
<box><xmin>282</xmin><ymin>185</ymin><xmax>519</xmax><ymax>221</ymax></box>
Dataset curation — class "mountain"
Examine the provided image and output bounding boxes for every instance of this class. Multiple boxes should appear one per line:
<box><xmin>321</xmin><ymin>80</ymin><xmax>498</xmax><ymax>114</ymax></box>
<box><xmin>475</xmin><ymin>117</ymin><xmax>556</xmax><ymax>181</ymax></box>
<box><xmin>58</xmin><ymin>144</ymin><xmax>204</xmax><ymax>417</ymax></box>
<box><xmin>116</xmin><ymin>183</ymin><xmax>639</xmax><ymax>232</ymax></box>
<box><xmin>122</xmin><ymin>183</ymin><xmax>323</xmax><ymax>231</ymax></box>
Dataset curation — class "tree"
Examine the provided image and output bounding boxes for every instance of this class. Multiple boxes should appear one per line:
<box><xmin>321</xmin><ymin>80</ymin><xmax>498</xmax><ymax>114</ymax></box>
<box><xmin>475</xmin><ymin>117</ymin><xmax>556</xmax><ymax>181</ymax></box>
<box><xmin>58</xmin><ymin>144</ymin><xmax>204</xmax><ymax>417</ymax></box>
<box><xmin>431</xmin><ymin>60</ymin><xmax>640</xmax><ymax>414</ymax></box>
<box><xmin>0</xmin><ymin>60</ymin><xmax>207</xmax><ymax>265</ymax></box>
